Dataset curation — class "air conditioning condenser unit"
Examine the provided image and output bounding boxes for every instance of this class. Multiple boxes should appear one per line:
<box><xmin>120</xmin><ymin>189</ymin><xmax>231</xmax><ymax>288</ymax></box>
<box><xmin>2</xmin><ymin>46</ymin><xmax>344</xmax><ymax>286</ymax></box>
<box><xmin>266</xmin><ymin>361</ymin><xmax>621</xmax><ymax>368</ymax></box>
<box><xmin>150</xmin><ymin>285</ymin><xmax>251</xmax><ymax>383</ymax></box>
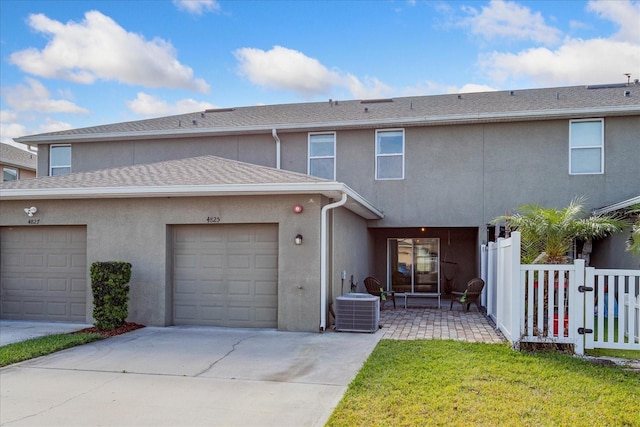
<box><xmin>335</xmin><ymin>293</ymin><xmax>380</xmax><ymax>333</ymax></box>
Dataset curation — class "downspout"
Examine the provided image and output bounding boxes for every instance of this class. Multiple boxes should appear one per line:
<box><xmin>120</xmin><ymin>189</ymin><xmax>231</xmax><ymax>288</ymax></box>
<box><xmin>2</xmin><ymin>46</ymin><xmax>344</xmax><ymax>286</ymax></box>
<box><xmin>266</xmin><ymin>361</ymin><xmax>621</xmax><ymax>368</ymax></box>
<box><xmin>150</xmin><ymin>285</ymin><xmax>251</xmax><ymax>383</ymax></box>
<box><xmin>320</xmin><ymin>192</ymin><xmax>348</xmax><ymax>331</ymax></box>
<box><xmin>272</xmin><ymin>128</ymin><xmax>281</xmax><ymax>169</ymax></box>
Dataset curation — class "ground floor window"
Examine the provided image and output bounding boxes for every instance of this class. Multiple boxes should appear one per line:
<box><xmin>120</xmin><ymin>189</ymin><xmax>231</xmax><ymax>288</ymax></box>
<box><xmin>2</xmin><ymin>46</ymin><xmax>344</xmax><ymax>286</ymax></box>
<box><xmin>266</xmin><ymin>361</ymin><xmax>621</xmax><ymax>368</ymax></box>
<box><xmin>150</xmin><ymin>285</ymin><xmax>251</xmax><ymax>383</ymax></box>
<box><xmin>388</xmin><ymin>238</ymin><xmax>439</xmax><ymax>293</ymax></box>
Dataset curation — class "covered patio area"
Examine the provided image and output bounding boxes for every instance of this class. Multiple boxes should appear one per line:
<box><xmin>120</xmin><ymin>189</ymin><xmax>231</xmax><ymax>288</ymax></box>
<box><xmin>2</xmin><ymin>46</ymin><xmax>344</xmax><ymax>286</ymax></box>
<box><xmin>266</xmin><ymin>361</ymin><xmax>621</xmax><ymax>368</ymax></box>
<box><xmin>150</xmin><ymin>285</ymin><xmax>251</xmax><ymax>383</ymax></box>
<box><xmin>378</xmin><ymin>307</ymin><xmax>505</xmax><ymax>342</ymax></box>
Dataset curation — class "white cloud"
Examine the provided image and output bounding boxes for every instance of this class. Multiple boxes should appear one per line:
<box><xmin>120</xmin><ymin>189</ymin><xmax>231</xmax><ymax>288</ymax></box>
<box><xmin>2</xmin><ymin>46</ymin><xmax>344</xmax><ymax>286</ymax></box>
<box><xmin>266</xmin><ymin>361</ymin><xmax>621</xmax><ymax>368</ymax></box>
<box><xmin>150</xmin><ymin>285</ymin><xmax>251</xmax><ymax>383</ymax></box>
<box><xmin>39</xmin><ymin>118</ymin><xmax>74</xmax><ymax>134</ymax></box>
<box><xmin>457</xmin><ymin>83</ymin><xmax>499</xmax><ymax>94</ymax></box>
<box><xmin>471</xmin><ymin>0</ymin><xmax>640</xmax><ymax>87</ymax></box>
<box><xmin>3</xmin><ymin>78</ymin><xmax>89</xmax><ymax>114</ymax></box>
<box><xmin>127</xmin><ymin>92</ymin><xmax>217</xmax><ymax>116</ymax></box>
<box><xmin>234</xmin><ymin>46</ymin><xmax>345</xmax><ymax>98</ymax></box>
<box><xmin>234</xmin><ymin>45</ymin><xmax>393</xmax><ymax>99</ymax></box>
<box><xmin>481</xmin><ymin>38</ymin><xmax>640</xmax><ymax>86</ymax></box>
<box><xmin>0</xmin><ymin>110</ymin><xmax>20</xmax><ymax>123</ymax></box>
<box><xmin>173</xmin><ymin>0</ymin><xmax>220</xmax><ymax>15</ymax></box>
<box><xmin>0</xmin><ymin>122</ymin><xmax>29</xmax><ymax>140</ymax></box>
<box><xmin>343</xmin><ymin>75</ymin><xmax>393</xmax><ymax>99</ymax></box>
<box><xmin>461</xmin><ymin>0</ymin><xmax>562</xmax><ymax>45</ymax></box>
<box><xmin>400</xmin><ymin>81</ymin><xmax>498</xmax><ymax>96</ymax></box>
<box><xmin>0</xmin><ymin>113</ymin><xmax>73</xmax><ymax>143</ymax></box>
<box><xmin>587</xmin><ymin>0</ymin><xmax>640</xmax><ymax>42</ymax></box>
<box><xmin>10</xmin><ymin>11</ymin><xmax>210</xmax><ymax>93</ymax></box>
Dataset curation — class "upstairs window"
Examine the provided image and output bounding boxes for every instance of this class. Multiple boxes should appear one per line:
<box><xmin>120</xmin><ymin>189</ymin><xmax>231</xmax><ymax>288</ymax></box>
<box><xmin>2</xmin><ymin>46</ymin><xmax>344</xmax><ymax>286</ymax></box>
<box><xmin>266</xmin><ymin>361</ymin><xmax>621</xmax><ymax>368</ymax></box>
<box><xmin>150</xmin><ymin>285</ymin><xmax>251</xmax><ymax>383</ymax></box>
<box><xmin>50</xmin><ymin>145</ymin><xmax>71</xmax><ymax>176</ymax></box>
<box><xmin>569</xmin><ymin>119</ymin><xmax>604</xmax><ymax>175</ymax></box>
<box><xmin>376</xmin><ymin>129</ymin><xmax>404</xmax><ymax>180</ymax></box>
<box><xmin>3</xmin><ymin>167</ymin><xmax>18</xmax><ymax>182</ymax></box>
<box><xmin>308</xmin><ymin>132</ymin><xmax>336</xmax><ymax>180</ymax></box>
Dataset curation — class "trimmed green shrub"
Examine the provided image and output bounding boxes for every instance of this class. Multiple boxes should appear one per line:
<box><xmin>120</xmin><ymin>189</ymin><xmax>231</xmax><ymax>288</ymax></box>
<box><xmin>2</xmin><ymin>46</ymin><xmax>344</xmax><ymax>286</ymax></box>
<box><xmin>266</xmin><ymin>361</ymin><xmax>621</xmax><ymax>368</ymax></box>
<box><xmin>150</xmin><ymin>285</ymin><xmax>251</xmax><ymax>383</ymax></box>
<box><xmin>90</xmin><ymin>261</ymin><xmax>132</xmax><ymax>330</ymax></box>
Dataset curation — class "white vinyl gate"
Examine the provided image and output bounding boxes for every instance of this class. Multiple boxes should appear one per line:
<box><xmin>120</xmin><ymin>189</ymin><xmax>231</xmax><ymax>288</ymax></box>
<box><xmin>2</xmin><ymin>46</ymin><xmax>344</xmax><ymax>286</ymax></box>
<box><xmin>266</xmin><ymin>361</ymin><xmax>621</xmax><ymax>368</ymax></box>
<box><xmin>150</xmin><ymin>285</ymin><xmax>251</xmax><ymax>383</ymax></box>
<box><xmin>482</xmin><ymin>232</ymin><xmax>640</xmax><ymax>355</ymax></box>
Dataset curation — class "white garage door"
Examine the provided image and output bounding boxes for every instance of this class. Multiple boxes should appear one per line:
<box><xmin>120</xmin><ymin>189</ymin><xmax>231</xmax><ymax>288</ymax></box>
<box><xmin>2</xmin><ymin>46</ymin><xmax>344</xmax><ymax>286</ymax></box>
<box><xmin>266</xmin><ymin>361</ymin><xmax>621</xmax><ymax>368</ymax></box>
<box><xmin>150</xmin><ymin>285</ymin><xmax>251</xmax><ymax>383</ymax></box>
<box><xmin>0</xmin><ymin>226</ymin><xmax>87</xmax><ymax>322</ymax></box>
<box><xmin>173</xmin><ymin>224</ymin><xmax>278</xmax><ymax>328</ymax></box>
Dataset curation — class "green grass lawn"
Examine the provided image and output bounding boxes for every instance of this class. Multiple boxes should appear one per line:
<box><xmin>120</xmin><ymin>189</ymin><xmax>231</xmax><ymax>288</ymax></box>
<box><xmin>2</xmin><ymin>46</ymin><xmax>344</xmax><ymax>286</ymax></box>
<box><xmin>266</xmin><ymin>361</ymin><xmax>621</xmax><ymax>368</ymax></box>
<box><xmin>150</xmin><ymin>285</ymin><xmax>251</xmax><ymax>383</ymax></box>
<box><xmin>0</xmin><ymin>333</ymin><xmax>103</xmax><ymax>367</ymax></box>
<box><xmin>327</xmin><ymin>340</ymin><xmax>640</xmax><ymax>427</ymax></box>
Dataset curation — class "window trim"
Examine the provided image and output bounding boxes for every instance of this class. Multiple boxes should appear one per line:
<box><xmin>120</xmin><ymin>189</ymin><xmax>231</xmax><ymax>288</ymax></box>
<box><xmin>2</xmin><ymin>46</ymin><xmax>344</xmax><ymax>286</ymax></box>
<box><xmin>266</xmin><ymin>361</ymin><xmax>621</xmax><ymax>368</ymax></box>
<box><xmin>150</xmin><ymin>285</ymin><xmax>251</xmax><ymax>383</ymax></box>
<box><xmin>569</xmin><ymin>118</ymin><xmax>604</xmax><ymax>175</ymax></box>
<box><xmin>3</xmin><ymin>166</ymin><xmax>18</xmax><ymax>182</ymax></box>
<box><xmin>375</xmin><ymin>128</ymin><xmax>405</xmax><ymax>180</ymax></box>
<box><xmin>308</xmin><ymin>132</ymin><xmax>336</xmax><ymax>180</ymax></box>
<box><xmin>49</xmin><ymin>144</ymin><xmax>71</xmax><ymax>176</ymax></box>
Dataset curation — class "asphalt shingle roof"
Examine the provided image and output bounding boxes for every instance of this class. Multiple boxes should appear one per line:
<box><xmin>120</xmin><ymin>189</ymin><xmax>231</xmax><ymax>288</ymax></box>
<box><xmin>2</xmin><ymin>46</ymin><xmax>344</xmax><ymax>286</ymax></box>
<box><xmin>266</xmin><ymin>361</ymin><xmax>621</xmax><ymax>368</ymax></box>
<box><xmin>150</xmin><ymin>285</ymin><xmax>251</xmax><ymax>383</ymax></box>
<box><xmin>0</xmin><ymin>144</ymin><xmax>37</xmax><ymax>169</ymax></box>
<box><xmin>0</xmin><ymin>155</ymin><xmax>326</xmax><ymax>191</ymax></box>
<box><xmin>15</xmin><ymin>83</ymin><xmax>640</xmax><ymax>143</ymax></box>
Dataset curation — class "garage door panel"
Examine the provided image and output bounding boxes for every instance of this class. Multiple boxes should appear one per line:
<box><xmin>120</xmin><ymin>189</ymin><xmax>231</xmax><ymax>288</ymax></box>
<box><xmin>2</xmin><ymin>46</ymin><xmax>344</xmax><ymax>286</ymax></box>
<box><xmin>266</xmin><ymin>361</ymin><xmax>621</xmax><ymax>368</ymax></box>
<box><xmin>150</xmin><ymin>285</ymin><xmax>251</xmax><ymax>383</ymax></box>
<box><xmin>48</xmin><ymin>253</ymin><xmax>69</xmax><ymax>268</ymax></box>
<box><xmin>199</xmin><ymin>280</ymin><xmax>224</xmax><ymax>295</ymax></box>
<box><xmin>24</xmin><ymin>301</ymin><xmax>45</xmax><ymax>316</ymax></box>
<box><xmin>200</xmin><ymin>306</ymin><xmax>224</xmax><ymax>321</ymax></box>
<box><xmin>48</xmin><ymin>278</ymin><xmax>68</xmax><ymax>292</ymax></box>
<box><xmin>175</xmin><ymin>279</ymin><xmax>198</xmax><ymax>294</ymax></box>
<box><xmin>1</xmin><ymin>301</ymin><xmax>20</xmax><ymax>316</ymax></box>
<box><xmin>47</xmin><ymin>302</ymin><xmax>68</xmax><ymax>316</ymax></box>
<box><xmin>256</xmin><ymin>254</ymin><xmax>278</xmax><ymax>270</ymax></box>
<box><xmin>227</xmin><ymin>254</ymin><xmax>250</xmax><ymax>269</ymax></box>
<box><xmin>24</xmin><ymin>278</ymin><xmax>44</xmax><ymax>291</ymax></box>
<box><xmin>1</xmin><ymin>226</ymin><xmax>87</xmax><ymax>322</ymax></box>
<box><xmin>255</xmin><ymin>281</ymin><xmax>277</xmax><ymax>296</ymax></box>
<box><xmin>71</xmin><ymin>254</ymin><xmax>86</xmax><ymax>268</ymax></box>
<box><xmin>173</xmin><ymin>224</ymin><xmax>278</xmax><ymax>328</ymax></box>
<box><xmin>200</xmin><ymin>254</ymin><xmax>223</xmax><ymax>269</ymax></box>
<box><xmin>24</xmin><ymin>230</ymin><xmax>46</xmax><ymax>244</ymax></box>
<box><xmin>71</xmin><ymin>278</ymin><xmax>86</xmax><ymax>292</ymax></box>
<box><xmin>174</xmin><ymin>304</ymin><xmax>197</xmax><ymax>322</ymax></box>
<box><xmin>25</xmin><ymin>254</ymin><xmax>45</xmax><ymax>268</ymax></box>
<box><xmin>255</xmin><ymin>307</ymin><xmax>277</xmax><ymax>322</ymax></box>
<box><xmin>228</xmin><ymin>280</ymin><xmax>251</xmax><ymax>296</ymax></box>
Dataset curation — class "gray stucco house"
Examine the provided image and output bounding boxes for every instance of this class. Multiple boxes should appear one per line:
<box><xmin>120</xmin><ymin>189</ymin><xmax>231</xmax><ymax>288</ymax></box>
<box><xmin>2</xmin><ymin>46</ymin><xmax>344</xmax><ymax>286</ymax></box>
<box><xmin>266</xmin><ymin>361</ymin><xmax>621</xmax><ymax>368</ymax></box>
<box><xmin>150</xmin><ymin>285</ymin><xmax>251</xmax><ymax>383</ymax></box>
<box><xmin>1</xmin><ymin>82</ymin><xmax>639</xmax><ymax>331</ymax></box>
<box><xmin>0</xmin><ymin>143</ymin><xmax>36</xmax><ymax>182</ymax></box>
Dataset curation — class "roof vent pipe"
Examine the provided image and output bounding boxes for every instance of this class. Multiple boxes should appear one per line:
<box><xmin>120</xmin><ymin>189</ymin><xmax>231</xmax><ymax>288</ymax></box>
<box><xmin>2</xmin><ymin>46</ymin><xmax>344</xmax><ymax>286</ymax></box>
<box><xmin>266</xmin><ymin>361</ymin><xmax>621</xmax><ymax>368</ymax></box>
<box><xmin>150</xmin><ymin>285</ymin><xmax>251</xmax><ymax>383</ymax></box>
<box><xmin>624</xmin><ymin>90</ymin><xmax>631</xmax><ymax>97</ymax></box>
<box><xmin>272</xmin><ymin>128</ymin><xmax>281</xmax><ymax>169</ymax></box>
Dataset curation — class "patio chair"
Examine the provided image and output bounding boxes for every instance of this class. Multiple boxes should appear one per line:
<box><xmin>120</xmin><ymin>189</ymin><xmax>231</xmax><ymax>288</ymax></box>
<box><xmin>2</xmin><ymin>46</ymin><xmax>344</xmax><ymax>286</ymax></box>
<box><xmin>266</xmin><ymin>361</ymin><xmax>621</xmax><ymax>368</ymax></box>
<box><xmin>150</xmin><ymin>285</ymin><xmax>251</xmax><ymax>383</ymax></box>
<box><xmin>364</xmin><ymin>276</ymin><xmax>396</xmax><ymax>310</ymax></box>
<box><xmin>450</xmin><ymin>278</ymin><xmax>485</xmax><ymax>312</ymax></box>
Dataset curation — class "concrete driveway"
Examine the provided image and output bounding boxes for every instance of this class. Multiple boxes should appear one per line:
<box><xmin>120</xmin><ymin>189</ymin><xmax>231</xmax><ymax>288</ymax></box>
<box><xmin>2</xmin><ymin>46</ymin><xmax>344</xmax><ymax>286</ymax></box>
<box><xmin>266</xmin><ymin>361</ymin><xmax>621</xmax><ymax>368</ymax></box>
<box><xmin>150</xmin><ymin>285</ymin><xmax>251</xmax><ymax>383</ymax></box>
<box><xmin>0</xmin><ymin>326</ymin><xmax>383</xmax><ymax>426</ymax></box>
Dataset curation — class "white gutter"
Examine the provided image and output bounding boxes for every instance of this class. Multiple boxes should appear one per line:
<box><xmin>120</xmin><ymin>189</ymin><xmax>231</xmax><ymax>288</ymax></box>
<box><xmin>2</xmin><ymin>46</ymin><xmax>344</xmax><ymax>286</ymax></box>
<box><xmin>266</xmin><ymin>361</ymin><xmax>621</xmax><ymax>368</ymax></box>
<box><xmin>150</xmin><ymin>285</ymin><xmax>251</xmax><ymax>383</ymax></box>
<box><xmin>272</xmin><ymin>129</ymin><xmax>281</xmax><ymax>169</ymax></box>
<box><xmin>320</xmin><ymin>192</ymin><xmax>348</xmax><ymax>331</ymax></box>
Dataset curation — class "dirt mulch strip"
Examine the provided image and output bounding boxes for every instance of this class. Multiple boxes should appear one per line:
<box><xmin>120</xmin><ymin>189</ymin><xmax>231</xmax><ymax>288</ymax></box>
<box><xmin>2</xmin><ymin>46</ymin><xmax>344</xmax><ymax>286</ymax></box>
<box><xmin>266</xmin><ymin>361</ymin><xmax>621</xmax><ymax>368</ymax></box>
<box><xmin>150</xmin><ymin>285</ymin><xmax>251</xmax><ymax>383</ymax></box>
<box><xmin>74</xmin><ymin>322</ymin><xmax>145</xmax><ymax>338</ymax></box>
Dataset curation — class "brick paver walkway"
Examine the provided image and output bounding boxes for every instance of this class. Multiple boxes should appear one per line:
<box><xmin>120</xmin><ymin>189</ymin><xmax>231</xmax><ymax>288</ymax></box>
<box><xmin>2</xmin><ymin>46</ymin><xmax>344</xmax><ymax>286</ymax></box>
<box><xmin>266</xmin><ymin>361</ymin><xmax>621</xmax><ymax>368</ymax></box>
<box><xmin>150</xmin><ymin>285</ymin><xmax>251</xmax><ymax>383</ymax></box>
<box><xmin>379</xmin><ymin>306</ymin><xmax>505</xmax><ymax>343</ymax></box>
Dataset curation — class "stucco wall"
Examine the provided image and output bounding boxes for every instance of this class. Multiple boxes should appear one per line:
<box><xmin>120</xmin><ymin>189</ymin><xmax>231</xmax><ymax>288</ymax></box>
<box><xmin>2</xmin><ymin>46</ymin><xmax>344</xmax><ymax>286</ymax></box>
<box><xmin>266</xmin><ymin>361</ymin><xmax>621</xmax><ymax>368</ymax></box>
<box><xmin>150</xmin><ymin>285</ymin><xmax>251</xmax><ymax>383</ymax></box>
<box><xmin>39</xmin><ymin>117</ymin><xmax>639</xmax><ymax>225</ymax></box>
<box><xmin>0</xmin><ymin>194</ymin><xmax>325</xmax><ymax>331</ymax></box>
<box><xmin>33</xmin><ymin>115</ymin><xmax>639</xmax><ymax>272</ymax></box>
<box><xmin>591</xmin><ymin>231</ymin><xmax>640</xmax><ymax>270</ymax></box>
<box><xmin>329</xmin><ymin>207</ymin><xmax>374</xmax><ymax>307</ymax></box>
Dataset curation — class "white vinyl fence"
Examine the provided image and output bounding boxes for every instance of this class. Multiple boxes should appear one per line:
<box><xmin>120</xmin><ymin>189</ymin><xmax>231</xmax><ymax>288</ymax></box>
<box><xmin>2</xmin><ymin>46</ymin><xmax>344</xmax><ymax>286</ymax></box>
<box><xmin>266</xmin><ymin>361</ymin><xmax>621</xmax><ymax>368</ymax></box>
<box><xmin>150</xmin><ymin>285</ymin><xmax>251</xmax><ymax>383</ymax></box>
<box><xmin>482</xmin><ymin>231</ymin><xmax>640</xmax><ymax>355</ymax></box>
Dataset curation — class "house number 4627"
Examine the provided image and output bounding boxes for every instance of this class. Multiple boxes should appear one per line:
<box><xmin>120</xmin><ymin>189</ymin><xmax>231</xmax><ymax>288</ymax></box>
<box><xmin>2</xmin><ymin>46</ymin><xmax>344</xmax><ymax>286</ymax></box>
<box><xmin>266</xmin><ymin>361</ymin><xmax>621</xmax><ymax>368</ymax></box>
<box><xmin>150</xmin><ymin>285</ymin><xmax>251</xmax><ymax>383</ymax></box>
<box><xmin>206</xmin><ymin>216</ymin><xmax>221</xmax><ymax>223</ymax></box>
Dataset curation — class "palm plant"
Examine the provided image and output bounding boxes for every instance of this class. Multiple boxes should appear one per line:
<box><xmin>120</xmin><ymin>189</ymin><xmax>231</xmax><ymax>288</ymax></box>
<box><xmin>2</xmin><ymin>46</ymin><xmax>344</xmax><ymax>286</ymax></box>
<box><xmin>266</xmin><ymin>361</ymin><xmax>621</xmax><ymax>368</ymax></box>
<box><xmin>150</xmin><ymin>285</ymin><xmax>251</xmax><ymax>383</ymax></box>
<box><xmin>626</xmin><ymin>204</ymin><xmax>640</xmax><ymax>256</ymax></box>
<box><xmin>493</xmin><ymin>197</ymin><xmax>625</xmax><ymax>337</ymax></box>
<box><xmin>493</xmin><ymin>196</ymin><xmax>625</xmax><ymax>264</ymax></box>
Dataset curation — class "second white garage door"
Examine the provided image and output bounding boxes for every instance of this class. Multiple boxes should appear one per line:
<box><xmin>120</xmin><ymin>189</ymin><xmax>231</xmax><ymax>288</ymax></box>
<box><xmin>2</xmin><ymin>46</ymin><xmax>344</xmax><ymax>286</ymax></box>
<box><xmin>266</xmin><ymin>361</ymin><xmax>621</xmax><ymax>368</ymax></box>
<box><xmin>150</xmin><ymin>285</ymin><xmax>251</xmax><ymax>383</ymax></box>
<box><xmin>173</xmin><ymin>224</ymin><xmax>278</xmax><ymax>328</ymax></box>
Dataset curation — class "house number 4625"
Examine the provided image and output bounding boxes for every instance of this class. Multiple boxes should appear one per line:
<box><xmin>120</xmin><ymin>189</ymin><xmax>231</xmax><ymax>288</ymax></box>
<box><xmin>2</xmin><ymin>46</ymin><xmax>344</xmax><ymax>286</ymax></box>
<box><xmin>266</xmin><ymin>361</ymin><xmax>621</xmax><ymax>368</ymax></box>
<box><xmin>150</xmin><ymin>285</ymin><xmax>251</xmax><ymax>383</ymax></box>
<box><xmin>206</xmin><ymin>216</ymin><xmax>221</xmax><ymax>223</ymax></box>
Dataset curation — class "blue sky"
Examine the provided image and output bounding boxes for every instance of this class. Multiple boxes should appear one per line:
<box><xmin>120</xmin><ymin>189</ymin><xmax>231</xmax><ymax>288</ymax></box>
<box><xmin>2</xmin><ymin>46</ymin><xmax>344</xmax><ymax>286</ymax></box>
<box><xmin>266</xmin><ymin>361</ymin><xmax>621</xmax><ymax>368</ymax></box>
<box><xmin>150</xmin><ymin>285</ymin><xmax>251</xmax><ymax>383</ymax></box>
<box><xmin>1</xmin><ymin>0</ymin><xmax>639</xmax><ymax>148</ymax></box>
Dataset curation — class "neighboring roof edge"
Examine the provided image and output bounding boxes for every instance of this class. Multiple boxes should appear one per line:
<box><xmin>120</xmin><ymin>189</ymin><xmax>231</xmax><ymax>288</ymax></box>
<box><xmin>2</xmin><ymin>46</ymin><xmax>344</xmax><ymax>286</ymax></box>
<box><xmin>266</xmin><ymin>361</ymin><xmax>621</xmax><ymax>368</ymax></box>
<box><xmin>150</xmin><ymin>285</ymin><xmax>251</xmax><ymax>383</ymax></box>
<box><xmin>0</xmin><ymin>181</ymin><xmax>385</xmax><ymax>220</ymax></box>
<box><xmin>0</xmin><ymin>144</ymin><xmax>37</xmax><ymax>169</ymax></box>
<box><xmin>593</xmin><ymin>195</ymin><xmax>640</xmax><ymax>215</ymax></box>
<box><xmin>15</xmin><ymin>105</ymin><xmax>640</xmax><ymax>145</ymax></box>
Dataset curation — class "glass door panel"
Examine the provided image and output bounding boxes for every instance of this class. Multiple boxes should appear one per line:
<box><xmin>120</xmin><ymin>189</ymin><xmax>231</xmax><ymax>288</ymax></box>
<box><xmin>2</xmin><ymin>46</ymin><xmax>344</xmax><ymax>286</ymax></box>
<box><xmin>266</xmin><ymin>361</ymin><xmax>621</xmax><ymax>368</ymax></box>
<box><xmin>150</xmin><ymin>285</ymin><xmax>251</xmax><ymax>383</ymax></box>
<box><xmin>414</xmin><ymin>239</ymin><xmax>439</xmax><ymax>293</ymax></box>
<box><xmin>388</xmin><ymin>238</ymin><xmax>439</xmax><ymax>294</ymax></box>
